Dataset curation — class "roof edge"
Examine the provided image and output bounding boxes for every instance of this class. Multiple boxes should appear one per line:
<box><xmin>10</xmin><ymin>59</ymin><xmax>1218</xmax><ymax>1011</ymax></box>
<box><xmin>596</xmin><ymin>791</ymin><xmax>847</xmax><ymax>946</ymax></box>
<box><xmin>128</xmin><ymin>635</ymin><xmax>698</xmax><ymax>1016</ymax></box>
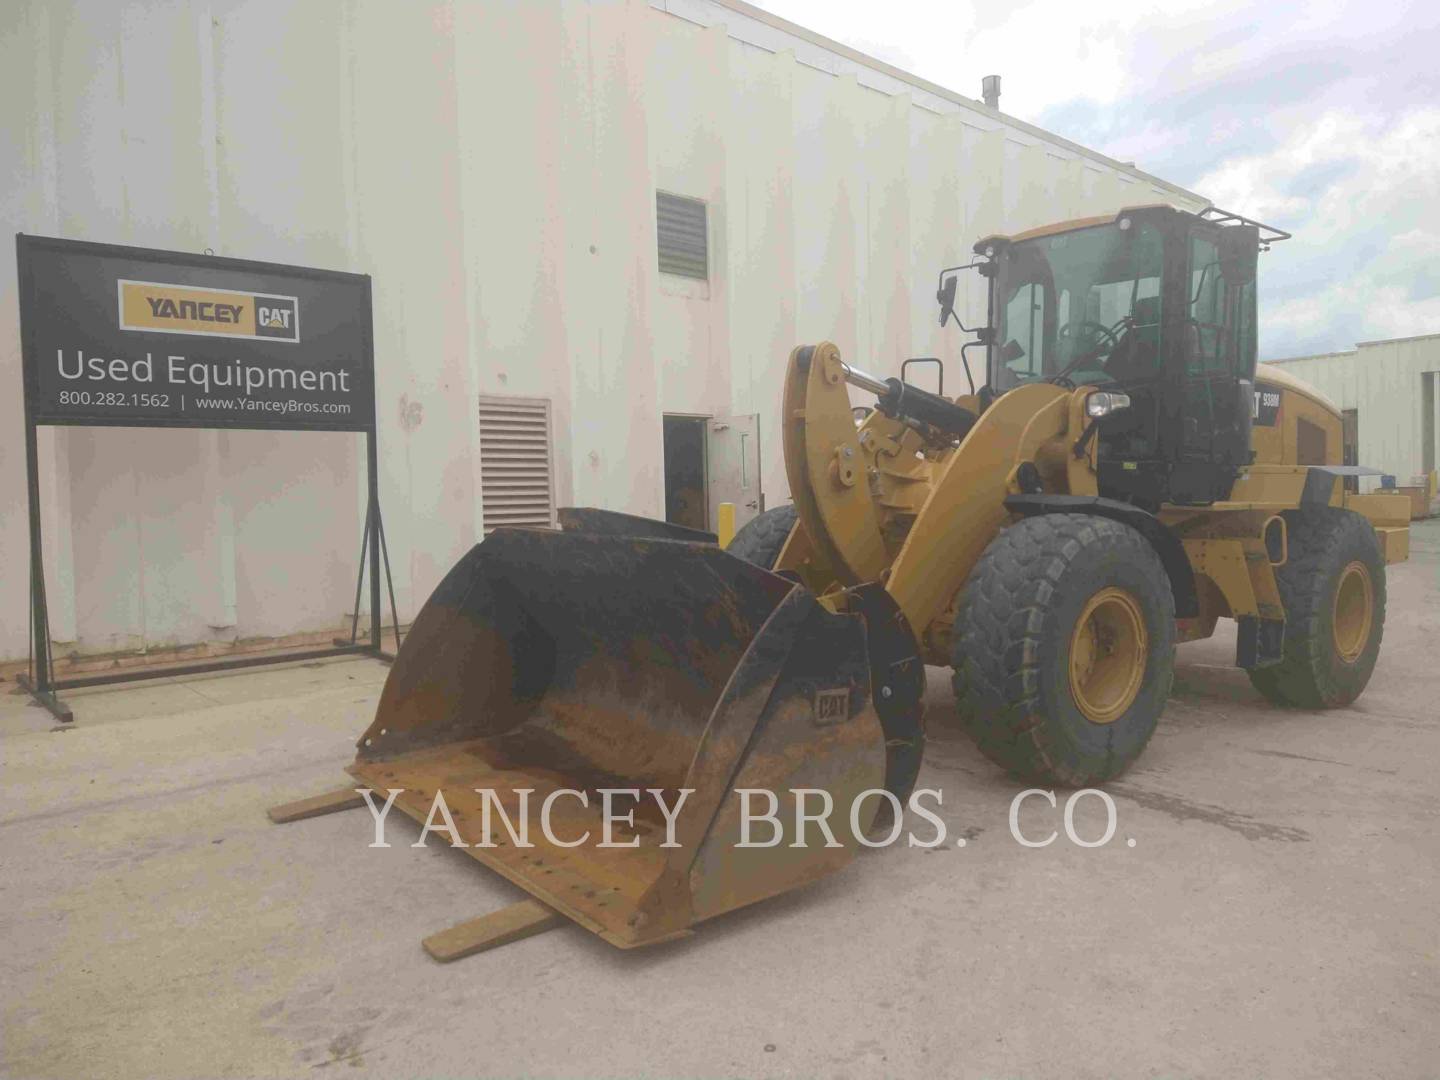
<box><xmin>681</xmin><ymin>0</ymin><xmax>1209</xmax><ymax>206</ymax></box>
<box><xmin>1267</xmin><ymin>330</ymin><xmax>1440</xmax><ymax>360</ymax></box>
<box><xmin>1355</xmin><ymin>331</ymin><xmax>1440</xmax><ymax>347</ymax></box>
<box><xmin>1263</xmin><ymin>350</ymin><xmax>1359</xmax><ymax>364</ymax></box>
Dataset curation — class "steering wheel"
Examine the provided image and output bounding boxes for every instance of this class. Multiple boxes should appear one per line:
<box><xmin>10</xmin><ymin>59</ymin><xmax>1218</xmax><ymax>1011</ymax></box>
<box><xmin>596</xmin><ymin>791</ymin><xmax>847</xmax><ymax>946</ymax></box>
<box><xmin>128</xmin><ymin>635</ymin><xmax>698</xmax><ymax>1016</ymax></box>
<box><xmin>1048</xmin><ymin>318</ymin><xmax>1129</xmax><ymax>388</ymax></box>
<box><xmin>1058</xmin><ymin>319</ymin><xmax>1122</xmax><ymax>357</ymax></box>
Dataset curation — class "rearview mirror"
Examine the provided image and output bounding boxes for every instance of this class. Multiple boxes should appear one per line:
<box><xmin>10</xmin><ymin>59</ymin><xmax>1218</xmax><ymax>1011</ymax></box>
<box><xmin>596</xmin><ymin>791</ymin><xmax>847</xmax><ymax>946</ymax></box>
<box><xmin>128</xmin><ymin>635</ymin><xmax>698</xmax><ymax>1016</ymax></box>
<box><xmin>936</xmin><ymin>273</ymin><xmax>959</xmax><ymax>326</ymax></box>
<box><xmin>1217</xmin><ymin>224</ymin><xmax>1259</xmax><ymax>285</ymax></box>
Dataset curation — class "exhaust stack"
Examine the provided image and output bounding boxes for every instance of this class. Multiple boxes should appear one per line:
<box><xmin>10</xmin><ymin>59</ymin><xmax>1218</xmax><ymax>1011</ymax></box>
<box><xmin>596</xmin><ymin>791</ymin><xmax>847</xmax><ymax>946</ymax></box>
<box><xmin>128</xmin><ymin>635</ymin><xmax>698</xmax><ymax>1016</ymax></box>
<box><xmin>982</xmin><ymin>74</ymin><xmax>1001</xmax><ymax>109</ymax></box>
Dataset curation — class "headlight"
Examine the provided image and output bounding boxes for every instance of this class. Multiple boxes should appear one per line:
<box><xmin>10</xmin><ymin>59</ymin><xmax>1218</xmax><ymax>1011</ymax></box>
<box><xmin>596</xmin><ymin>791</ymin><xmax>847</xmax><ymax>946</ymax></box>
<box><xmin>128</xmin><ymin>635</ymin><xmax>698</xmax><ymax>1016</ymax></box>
<box><xmin>1085</xmin><ymin>391</ymin><xmax>1131</xmax><ymax>419</ymax></box>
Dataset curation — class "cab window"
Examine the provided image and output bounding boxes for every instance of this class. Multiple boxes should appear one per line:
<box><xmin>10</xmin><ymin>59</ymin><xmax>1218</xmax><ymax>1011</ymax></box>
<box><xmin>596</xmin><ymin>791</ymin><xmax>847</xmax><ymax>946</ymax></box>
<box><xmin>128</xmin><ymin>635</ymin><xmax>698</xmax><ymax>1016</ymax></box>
<box><xmin>1188</xmin><ymin>234</ymin><xmax>1229</xmax><ymax>374</ymax></box>
<box><xmin>1003</xmin><ymin>283</ymin><xmax>1045</xmax><ymax>378</ymax></box>
<box><xmin>993</xmin><ymin>219</ymin><xmax>1165</xmax><ymax>390</ymax></box>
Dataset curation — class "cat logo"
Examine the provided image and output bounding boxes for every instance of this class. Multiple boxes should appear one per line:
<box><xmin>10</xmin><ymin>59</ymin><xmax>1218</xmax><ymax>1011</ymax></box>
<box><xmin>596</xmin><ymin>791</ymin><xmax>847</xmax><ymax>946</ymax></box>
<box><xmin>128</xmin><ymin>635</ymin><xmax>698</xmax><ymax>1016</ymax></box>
<box><xmin>118</xmin><ymin>280</ymin><xmax>300</xmax><ymax>343</ymax></box>
<box><xmin>254</xmin><ymin>297</ymin><xmax>298</xmax><ymax>339</ymax></box>
<box><xmin>813</xmin><ymin>687</ymin><xmax>851</xmax><ymax>725</ymax></box>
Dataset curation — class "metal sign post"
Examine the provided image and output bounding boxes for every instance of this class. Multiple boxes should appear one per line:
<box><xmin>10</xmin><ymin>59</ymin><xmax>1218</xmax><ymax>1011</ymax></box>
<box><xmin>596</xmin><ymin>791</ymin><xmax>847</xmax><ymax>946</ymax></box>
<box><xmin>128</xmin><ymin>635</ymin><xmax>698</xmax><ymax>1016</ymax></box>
<box><xmin>14</xmin><ymin>234</ymin><xmax>399</xmax><ymax>722</ymax></box>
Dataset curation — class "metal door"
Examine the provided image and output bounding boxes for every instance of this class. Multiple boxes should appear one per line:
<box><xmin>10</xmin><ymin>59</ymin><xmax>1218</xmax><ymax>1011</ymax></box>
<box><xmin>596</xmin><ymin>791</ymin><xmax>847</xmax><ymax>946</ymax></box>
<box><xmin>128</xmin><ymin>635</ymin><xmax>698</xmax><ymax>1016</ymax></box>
<box><xmin>706</xmin><ymin>414</ymin><xmax>761</xmax><ymax>532</ymax></box>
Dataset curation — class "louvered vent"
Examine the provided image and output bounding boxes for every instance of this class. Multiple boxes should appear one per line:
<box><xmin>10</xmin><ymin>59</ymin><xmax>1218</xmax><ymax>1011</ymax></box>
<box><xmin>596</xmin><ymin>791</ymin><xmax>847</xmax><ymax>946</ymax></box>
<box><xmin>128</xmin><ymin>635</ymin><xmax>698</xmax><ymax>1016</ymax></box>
<box><xmin>656</xmin><ymin>191</ymin><xmax>708</xmax><ymax>279</ymax></box>
<box><xmin>478</xmin><ymin>396</ymin><xmax>555</xmax><ymax>534</ymax></box>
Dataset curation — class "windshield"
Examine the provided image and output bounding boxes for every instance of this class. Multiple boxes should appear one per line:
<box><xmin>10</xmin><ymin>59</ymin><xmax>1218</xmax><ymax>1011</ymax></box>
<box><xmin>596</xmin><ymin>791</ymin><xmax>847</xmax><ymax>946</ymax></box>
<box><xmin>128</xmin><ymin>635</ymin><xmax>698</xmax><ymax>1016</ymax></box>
<box><xmin>991</xmin><ymin>220</ymin><xmax>1165</xmax><ymax>391</ymax></box>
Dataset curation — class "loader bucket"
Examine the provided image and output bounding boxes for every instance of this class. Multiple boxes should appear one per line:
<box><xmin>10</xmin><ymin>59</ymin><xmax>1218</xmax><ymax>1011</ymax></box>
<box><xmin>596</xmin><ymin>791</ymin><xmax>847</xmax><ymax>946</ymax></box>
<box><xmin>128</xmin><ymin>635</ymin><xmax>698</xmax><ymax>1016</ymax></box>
<box><xmin>348</xmin><ymin>516</ymin><xmax>889</xmax><ymax>948</ymax></box>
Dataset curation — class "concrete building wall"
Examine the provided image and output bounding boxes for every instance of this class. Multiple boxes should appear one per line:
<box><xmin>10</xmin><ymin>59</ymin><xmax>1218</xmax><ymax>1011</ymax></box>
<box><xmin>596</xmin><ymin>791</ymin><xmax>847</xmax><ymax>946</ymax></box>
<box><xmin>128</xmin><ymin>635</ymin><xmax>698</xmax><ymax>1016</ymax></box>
<box><xmin>1265</xmin><ymin>333</ymin><xmax>1440</xmax><ymax>491</ymax></box>
<box><xmin>0</xmin><ymin>0</ymin><xmax>1205</xmax><ymax>663</ymax></box>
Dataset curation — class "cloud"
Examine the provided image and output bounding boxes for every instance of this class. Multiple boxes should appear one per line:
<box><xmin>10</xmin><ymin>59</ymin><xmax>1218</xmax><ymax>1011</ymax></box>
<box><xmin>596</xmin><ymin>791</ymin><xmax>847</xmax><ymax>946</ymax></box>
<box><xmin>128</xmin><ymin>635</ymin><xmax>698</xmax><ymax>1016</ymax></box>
<box><xmin>1204</xmin><ymin>106</ymin><xmax>1440</xmax><ymax>355</ymax></box>
<box><xmin>754</xmin><ymin>0</ymin><xmax>1440</xmax><ymax>356</ymax></box>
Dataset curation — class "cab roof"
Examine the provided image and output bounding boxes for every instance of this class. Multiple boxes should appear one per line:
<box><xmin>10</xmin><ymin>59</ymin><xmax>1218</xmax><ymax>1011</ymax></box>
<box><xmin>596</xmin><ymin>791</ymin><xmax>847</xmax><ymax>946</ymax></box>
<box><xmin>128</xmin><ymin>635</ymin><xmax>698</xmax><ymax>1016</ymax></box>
<box><xmin>974</xmin><ymin>204</ymin><xmax>1183</xmax><ymax>252</ymax></box>
<box><xmin>974</xmin><ymin>205</ymin><xmax>1291</xmax><ymax>254</ymax></box>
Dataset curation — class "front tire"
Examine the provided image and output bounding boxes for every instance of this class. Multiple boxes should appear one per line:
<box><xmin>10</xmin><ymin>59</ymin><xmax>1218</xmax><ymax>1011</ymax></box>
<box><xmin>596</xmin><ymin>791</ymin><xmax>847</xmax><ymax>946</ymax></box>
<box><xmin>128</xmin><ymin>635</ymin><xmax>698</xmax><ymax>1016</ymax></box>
<box><xmin>726</xmin><ymin>503</ymin><xmax>798</xmax><ymax>570</ymax></box>
<box><xmin>951</xmin><ymin>514</ymin><xmax>1176</xmax><ymax>786</ymax></box>
<box><xmin>1248</xmin><ymin>508</ymin><xmax>1385</xmax><ymax>708</ymax></box>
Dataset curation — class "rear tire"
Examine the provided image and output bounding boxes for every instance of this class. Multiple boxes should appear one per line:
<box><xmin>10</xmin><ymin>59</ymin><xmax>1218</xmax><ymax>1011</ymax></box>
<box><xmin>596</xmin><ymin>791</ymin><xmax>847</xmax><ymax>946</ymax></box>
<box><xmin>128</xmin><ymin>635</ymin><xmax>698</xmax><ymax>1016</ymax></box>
<box><xmin>726</xmin><ymin>504</ymin><xmax>798</xmax><ymax>570</ymax></box>
<box><xmin>1248</xmin><ymin>508</ymin><xmax>1385</xmax><ymax>708</ymax></box>
<box><xmin>951</xmin><ymin>514</ymin><xmax>1176</xmax><ymax>786</ymax></box>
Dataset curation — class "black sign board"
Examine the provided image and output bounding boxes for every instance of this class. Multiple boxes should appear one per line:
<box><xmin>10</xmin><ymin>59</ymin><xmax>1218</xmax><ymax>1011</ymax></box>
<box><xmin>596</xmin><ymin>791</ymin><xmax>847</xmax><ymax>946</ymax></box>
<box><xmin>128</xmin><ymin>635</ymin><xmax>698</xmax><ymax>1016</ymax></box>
<box><xmin>17</xmin><ymin>235</ymin><xmax>374</xmax><ymax>431</ymax></box>
<box><xmin>14</xmin><ymin>234</ymin><xmax>395</xmax><ymax>723</ymax></box>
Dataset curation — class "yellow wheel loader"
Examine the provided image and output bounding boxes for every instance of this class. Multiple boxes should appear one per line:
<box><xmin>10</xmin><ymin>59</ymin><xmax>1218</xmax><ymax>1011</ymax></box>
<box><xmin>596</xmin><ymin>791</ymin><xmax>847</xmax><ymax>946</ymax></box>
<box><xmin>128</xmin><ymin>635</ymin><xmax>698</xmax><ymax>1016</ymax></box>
<box><xmin>272</xmin><ymin>205</ymin><xmax>1409</xmax><ymax>957</ymax></box>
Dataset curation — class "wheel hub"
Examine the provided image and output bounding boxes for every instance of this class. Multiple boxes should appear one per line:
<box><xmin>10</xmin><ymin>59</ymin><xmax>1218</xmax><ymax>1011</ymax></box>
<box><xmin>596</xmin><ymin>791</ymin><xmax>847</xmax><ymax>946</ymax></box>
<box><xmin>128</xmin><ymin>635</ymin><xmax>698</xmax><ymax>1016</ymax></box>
<box><xmin>1068</xmin><ymin>586</ymin><xmax>1148</xmax><ymax>724</ymax></box>
<box><xmin>1332</xmin><ymin>560</ymin><xmax>1374</xmax><ymax>664</ymax></box>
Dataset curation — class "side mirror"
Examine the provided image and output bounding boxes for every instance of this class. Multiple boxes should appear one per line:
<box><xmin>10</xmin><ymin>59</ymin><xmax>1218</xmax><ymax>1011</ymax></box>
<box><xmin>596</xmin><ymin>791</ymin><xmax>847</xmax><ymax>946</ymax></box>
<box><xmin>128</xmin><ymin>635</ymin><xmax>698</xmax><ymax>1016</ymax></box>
<box><xmin>936</xmin><ymin>273</ymin><xmax>959</xmax><ymax>327</ymax></box>
<box><xmin>1217</xmin><ymin>224</ymin><xmax>1259</xmax><ymax>285</ymax></box>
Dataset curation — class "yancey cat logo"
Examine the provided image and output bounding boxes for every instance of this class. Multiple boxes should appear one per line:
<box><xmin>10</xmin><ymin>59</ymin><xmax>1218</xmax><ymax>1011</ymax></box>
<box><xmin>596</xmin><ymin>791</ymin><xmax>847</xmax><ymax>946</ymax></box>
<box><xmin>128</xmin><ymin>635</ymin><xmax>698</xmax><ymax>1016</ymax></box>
<box><xmin>117</xmin><ymin>280</ymin><xmax>300</xmax><ymax>343</ymax></box>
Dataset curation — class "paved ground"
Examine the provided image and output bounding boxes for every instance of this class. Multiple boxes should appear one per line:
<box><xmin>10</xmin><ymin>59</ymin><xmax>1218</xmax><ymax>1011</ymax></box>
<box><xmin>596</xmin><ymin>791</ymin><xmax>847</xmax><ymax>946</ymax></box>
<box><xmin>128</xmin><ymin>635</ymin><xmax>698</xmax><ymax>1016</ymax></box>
<box><xmin>3</xmin><ymin>522</ymin><xmax>1439</xmax><ymax>1080</ymax></box>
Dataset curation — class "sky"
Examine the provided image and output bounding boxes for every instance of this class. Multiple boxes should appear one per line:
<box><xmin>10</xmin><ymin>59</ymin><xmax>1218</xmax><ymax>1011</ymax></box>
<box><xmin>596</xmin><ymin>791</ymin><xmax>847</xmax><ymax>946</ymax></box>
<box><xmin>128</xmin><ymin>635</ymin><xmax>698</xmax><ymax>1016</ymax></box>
<box><xmin>756</xmin><ymin>0</ymin><xmax>1440</xmax><ymax>360</ymax></box>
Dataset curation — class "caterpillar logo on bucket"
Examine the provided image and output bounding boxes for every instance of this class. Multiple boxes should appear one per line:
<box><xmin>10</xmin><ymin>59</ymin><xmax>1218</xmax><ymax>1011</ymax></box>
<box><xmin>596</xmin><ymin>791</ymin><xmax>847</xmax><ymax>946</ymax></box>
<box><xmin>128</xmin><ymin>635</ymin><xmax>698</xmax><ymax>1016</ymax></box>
<box><xmin>814</xmin><ymin>687</ymin><xmax>850</xmax><ymax>725</ymax></box>
<box><xmin>117</xmin><ymin>280</ymin><xmax>300</xmax><ymax>343</ymax></box>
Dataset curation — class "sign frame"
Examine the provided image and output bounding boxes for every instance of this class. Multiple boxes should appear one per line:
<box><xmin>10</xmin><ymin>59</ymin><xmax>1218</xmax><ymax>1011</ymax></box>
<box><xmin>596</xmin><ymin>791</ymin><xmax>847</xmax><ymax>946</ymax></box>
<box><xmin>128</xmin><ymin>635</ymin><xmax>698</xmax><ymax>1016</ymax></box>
<box><xmin>19</xmin><ymin>233</ymin><xmax>375</xmax><ymax>431</ymax></box>
<box><xmin>14</xmin><ymin>233</ymin><xmax>399</xmax><ymax>722</ymax></box>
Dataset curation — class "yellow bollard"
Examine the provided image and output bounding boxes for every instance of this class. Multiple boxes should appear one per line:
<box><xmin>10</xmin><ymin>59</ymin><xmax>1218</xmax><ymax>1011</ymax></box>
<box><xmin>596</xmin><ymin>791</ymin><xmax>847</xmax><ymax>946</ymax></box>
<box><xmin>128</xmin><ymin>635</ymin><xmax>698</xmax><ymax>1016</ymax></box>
<box><xmin>717</xmin><ymin>502</ymin><xmax>736</xmax><ymax>549</ymax></box>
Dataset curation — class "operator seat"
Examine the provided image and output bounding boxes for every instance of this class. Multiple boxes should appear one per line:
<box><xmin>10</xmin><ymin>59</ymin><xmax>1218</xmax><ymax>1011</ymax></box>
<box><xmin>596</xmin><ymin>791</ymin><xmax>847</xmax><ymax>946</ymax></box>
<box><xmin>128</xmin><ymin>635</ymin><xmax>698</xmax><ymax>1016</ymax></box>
<box><xmin>1106</xmin><ymin>295</ymin><xmax>1162</xmax><ymax>383</ymax></box>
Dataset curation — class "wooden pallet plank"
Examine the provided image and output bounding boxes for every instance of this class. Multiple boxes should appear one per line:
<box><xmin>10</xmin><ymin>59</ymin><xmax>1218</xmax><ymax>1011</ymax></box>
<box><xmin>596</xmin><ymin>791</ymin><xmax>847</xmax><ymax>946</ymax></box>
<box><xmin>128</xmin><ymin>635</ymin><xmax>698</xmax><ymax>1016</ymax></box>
<box><xmin>422</xmin><ymin>899</ymin><xmax>565</xmax><ymax>963</ymax></box>
<box><xmin>267</xmin><ymin>787</ymin><xmax>367</xmax><ymax>824</ymax></box>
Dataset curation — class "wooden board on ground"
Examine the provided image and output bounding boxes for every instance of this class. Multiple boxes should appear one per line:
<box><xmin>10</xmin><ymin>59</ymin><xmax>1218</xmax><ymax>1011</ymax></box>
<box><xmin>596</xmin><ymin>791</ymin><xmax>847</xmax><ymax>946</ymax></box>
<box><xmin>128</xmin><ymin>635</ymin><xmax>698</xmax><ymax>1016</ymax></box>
<box><xmin>422</xmin><ymin>899</ymin><xmax>565</xmax><ymax>963</ymax></box>
<box><xmin>267</xmin><ymin>787</ymin><xmax>367</xmax><ymax>824</ymax></box>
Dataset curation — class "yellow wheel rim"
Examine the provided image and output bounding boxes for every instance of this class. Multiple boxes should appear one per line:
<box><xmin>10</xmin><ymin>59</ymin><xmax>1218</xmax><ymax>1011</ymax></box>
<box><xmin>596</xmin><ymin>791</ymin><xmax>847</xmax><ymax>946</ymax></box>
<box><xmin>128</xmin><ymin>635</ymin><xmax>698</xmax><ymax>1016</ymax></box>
<box><xmin>1332</xmin><ymin>560</ymin><xmax>1374</xmax><ymax>664</ymax></box>
<box><xmin>1068</xmin><ymin>587</ymin><xmax>1148</xmax><ymax>724</ymax></box>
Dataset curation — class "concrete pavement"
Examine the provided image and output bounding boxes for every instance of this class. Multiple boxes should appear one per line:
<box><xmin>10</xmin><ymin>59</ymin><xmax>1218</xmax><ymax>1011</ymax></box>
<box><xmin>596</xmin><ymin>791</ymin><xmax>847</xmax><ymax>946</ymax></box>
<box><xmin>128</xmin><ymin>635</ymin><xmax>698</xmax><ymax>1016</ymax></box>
<box><xmin>3</xmin><ymin>523</ymin><xmax>1438</xmax><ymax>1079</ymax></box>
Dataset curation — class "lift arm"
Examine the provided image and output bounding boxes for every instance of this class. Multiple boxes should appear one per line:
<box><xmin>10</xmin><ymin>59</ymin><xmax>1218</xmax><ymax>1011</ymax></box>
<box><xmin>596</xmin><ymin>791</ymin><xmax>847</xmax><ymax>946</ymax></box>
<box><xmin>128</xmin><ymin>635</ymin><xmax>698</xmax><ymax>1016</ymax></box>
<box><xmin>781</xmin><ymin>342</ymin><xmax>1076</xmax><ymax>645</ymax></box>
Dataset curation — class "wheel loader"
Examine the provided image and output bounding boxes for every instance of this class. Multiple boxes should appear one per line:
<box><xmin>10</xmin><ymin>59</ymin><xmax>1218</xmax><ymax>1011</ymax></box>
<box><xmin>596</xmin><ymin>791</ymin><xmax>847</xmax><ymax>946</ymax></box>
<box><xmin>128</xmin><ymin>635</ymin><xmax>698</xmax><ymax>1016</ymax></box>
<box><xmin>272</xmin><ymin>204</ymin><xmax>1410</xmax><ymax>958</ymax></box>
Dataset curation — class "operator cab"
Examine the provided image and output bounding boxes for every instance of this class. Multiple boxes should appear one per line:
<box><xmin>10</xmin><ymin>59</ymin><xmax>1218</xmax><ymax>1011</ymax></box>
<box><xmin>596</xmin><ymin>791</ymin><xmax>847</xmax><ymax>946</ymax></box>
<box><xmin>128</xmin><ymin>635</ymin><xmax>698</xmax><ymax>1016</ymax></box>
<box><xmin>967</xmin><ymin>205</ymin><xmax>1289</xmax><ymax>509</ymax></box>
<box><xmin>988</xmin><ymin>210</ymin><xmax>1167</xmax><ymax>393</ymax></box>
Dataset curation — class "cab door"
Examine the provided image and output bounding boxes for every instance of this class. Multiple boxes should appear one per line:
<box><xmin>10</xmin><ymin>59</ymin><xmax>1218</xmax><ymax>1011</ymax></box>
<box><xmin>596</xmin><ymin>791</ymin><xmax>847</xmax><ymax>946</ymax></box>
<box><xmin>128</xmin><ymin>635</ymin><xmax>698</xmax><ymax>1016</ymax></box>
<box><xmin>1174</xmin><ymin>225</ymin><xmax>1258</xmax><ymax>502</ymax></box>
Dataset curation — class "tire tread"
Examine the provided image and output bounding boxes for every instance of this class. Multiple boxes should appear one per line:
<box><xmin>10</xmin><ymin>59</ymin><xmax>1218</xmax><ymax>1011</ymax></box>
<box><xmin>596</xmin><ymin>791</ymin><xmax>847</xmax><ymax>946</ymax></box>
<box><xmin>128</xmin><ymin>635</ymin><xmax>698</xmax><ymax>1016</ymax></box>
<box><xmin>1247</xmin><ymin>507</ymin><xmax>1385</xmax><ymax>708</ymax></box>
<box><xmin>726</xmin><ymin>503</ymin><xmax>798</xmax><ymax>570</ymax></box>
<box><xmin>951</xmin><ymin>513</ymin><xmax>1175</xmax><ymax>786</ymax></box>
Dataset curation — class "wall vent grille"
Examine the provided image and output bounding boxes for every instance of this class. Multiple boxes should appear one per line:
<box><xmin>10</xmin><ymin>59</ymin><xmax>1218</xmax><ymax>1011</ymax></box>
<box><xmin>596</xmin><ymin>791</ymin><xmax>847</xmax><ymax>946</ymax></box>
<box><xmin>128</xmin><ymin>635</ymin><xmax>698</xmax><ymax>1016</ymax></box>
<box><xmin>656</xmin><ymin>191</ymin><xmax>708</xmax><ymax>279</ymax></box>
<box><xmin>478</xmin><ymin>396</ymin><xmax>555</xmax><ymax>534</ymax></box>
